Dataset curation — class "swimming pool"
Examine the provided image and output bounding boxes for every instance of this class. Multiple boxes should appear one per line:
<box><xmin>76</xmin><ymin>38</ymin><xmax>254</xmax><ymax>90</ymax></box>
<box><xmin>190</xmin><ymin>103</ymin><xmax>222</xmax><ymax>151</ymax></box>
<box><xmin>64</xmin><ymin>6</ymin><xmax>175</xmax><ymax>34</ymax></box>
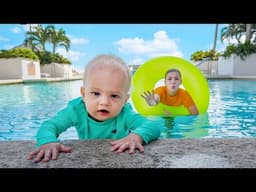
<box><xmin>0</xmin><ymin>79</ymin><xmax>256</xmax><ymax>140</ymax></box>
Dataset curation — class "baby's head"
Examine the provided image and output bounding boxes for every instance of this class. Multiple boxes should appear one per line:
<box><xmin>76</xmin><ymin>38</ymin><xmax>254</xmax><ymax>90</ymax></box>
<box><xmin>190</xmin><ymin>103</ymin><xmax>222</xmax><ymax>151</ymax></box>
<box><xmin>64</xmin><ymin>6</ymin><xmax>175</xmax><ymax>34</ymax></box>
<box><xmin>81</xmin><ymin>54</ymin><xmax>131</xmax><ymax>121</ymax></box>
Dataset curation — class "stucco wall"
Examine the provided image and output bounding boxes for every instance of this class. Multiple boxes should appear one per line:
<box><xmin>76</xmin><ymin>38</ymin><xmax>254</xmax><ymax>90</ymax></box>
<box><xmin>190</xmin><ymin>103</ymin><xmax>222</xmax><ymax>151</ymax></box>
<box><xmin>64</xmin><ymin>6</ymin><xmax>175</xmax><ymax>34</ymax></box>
<box><xmin>40</xmin><ymin>63</ymin><xmax>73</xmax><ymax>78</ymax></box>
<box><xmin>0</xmin><ymin>58</ymin><xmax>22</xmax><ymax>79</ymax></box>
<box><xmin>218</xmin><ymin>56</ymin><xmax>234</xmax><ymax>75</ymax></box>
<box><xmin>0</xmin><ymin>58</ymin><xmax>40</xmax><ymax>80</ymax></box>
<box><xmin>214</xmin><ymin>54</ymin><xmax>256</xmax><ymax>76</ymax></box>
<box><xmin>21</xmin><ymin>60</ymin><xmax>40</xmax><ymax>79</ymax></box>
<box><xmin>233</xmin><ymin>54</ymin><xmax>256</xmax><ymax>76</ymax></box>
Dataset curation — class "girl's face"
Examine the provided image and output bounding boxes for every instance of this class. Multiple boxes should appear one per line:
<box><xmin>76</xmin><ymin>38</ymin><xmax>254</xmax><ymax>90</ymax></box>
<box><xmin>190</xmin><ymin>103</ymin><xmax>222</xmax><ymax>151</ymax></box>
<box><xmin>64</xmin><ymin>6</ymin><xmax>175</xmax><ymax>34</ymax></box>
<box><xmin>81</xmin><ymin>67</ymin><xmax>129</xmax><ymax>121</ymax></box>
<box><xmin>165</xmin><ymin>71</ymin><xmax>182</xmax><ymax>94</ymax></box>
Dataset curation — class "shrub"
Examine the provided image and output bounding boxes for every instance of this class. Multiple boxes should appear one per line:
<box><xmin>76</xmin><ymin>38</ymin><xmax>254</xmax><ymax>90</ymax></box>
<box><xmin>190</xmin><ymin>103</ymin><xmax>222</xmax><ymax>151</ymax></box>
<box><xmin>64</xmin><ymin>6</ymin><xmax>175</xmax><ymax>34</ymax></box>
<box><xmin>0</xmin><ymin>48</ymin><xmax>39</xmax><ymax>60</ymax></box>
<box><xmin>191</xmin><ymin>50</ymin><xmax>220</xmax><ymax>61</ymax></box>
<box><xmin>221</xmin><ymin>42</ymin><xmax>256</xmax><ymax>60</ymax></box>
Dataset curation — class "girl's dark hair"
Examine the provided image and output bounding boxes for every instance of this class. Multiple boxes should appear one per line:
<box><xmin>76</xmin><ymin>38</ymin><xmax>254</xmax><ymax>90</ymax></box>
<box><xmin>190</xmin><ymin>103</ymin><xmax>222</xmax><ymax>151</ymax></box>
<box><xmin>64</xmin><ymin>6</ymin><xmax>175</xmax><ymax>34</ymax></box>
<box><xmin>165</xmin><ymin>68</ymin><xmax>182</xmax><ymax>79</ymax></box>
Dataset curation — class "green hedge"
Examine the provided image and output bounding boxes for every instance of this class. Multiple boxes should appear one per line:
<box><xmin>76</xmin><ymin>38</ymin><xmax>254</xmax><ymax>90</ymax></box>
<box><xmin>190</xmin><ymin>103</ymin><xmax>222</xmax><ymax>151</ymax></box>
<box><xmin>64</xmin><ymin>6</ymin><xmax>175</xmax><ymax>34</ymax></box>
<box><xmin>0</xmin><ymin>48</ymin><xmax>39</xmax><ymax>60</ymax></box>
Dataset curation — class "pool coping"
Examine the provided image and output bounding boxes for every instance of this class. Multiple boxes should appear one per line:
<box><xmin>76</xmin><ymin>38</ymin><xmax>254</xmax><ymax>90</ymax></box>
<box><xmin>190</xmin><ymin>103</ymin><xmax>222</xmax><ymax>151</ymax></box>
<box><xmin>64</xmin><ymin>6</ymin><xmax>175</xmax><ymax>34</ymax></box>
<box><xmin>206</xmin><ymin>75</ymin><xmax>256</xmax><ymax>79</ymax></box>
<box><xmin>0</xmin><ymin>76</ymin><xmax>82</xmax><ymax>85</ymax></box>
<box><xmin>1</xmin><ymin>138</ymin><xmax>256</xmax><ymax>168</ymax></box>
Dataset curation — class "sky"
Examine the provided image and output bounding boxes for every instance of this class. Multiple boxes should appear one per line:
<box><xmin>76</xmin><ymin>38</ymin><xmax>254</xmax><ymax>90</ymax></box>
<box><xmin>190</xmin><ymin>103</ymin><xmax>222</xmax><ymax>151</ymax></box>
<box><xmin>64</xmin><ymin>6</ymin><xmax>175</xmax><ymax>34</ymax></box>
<box><xmin>0</xmin><ymin>24</ymin><xmax>228</xmax><ymax>72</ymax></box>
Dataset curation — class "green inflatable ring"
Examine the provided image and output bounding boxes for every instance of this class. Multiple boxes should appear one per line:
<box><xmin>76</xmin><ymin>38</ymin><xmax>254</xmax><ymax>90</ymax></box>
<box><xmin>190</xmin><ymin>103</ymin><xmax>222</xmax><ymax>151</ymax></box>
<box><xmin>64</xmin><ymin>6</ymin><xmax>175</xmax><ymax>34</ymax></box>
<box><xmin>131</xmin><ymin>56</ymin><xmax>210</xmax><ymax>116</ymax></box>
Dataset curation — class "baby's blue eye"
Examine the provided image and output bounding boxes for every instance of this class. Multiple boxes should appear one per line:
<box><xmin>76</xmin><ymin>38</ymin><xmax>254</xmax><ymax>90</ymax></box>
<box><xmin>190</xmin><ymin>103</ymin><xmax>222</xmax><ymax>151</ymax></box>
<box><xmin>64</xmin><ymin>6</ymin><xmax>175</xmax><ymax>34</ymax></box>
<box><xmin>111</xmin><ymin>94</ymin><xmax>120</xmax><ymax>99</ymax></box>
<box><xmin>92</xmin><ymin>92</ymin><xmax>100</xmax><ymax>96</ymax></box>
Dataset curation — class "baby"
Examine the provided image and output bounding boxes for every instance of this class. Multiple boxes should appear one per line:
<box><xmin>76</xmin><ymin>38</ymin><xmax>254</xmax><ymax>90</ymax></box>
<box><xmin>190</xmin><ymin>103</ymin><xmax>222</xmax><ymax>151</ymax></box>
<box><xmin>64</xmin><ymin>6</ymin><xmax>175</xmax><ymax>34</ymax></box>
<box><xmin>28</xmin><ymin>54</ymin><xmax>160</xmax><ymax>163</ymax></box>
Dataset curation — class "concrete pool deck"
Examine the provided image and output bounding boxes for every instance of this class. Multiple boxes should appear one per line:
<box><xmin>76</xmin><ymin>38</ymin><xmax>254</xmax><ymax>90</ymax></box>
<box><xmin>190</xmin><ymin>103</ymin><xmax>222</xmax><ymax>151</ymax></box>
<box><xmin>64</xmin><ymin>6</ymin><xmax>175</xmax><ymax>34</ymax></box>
<box><xmin>1</xmin><ymin>138</ymin><xmax>256</xmax><ymax>168</ymax></box>
<box><xmin>0</xmin><ymin>76</ymin><xmax>82</xmax><ymax>85</ymax></box>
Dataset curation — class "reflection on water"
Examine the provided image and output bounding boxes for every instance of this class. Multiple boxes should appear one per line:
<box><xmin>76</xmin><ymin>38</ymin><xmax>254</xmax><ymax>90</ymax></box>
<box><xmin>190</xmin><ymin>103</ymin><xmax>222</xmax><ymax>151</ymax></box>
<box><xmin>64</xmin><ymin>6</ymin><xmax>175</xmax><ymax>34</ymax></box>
<box><xmin>0</xmin><ymin>80</ymin><xmax>82</xmax><ymax>141</ymax></box>
<box><xmin>158</xmin><ymin>113</ymin><xmax>210</xmax><ymax>139</ymax></box>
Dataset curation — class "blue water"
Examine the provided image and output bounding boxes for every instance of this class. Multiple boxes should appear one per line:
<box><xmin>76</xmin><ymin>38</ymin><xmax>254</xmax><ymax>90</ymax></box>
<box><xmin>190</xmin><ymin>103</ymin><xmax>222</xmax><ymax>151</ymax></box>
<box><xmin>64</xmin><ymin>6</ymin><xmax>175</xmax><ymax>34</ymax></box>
<box><xmin>0</xmin><ymin>79</ymin><xmax>256</xmax><ymax>141</ymax></box>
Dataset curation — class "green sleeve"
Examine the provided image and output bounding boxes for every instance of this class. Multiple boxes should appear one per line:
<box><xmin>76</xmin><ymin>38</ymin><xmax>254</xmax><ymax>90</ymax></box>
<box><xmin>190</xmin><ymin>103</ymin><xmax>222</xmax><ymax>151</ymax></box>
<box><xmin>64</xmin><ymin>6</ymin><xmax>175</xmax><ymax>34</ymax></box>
<box><xmin>36</xmin><ymin>100</ymin><xmax>78</xmax><ymax>147</ymax></box>
<box><xmin>124</xmin><ymin>104</ymin><xmax>161</xmax><ymax>144</ymax></box>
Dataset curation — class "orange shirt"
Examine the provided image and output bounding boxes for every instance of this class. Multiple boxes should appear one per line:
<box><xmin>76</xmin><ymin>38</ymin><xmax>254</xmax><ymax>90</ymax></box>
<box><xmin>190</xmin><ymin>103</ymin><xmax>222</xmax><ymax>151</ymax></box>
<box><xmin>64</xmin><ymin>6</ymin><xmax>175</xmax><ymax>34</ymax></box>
<box><xmin>154</xmin><ymin>86</ymin><xmax>196</xmax><ymax>108</ymax></box>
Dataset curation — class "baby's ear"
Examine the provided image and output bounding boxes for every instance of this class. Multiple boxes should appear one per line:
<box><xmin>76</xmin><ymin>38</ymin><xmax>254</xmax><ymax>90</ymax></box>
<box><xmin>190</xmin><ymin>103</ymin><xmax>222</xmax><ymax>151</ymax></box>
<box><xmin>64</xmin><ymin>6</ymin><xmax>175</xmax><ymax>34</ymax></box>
<box><xmin>125</xmin><ymin>94</ymin><xmax>130</xmax><ymax>103</ymax></box>
<box><xmin>80</xmin><ymin>86</ymin><xmax>86</xmax><ymax>100</ymax></box>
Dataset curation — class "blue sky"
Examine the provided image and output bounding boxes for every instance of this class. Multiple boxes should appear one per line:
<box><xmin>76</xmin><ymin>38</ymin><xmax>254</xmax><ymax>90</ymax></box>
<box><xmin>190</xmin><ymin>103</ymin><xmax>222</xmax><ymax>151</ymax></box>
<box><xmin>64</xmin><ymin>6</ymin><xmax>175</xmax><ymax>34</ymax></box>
<box><xmin>0</xmin><ymin>24</ymin><xmax>227</xmax><ymax>72</ymax></box>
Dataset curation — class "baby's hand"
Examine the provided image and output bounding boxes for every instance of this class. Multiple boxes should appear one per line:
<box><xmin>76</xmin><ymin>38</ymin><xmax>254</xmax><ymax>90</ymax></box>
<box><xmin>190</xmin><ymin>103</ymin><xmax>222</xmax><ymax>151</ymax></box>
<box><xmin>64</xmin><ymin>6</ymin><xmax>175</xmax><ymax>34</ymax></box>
<box><xmin>141</xmin><ymin>90</ymin><xmax>157</xmax><ymax>106</ymax></box>
<box><xmin>27</xmin><ymin>142</ymin><xmax>72</xmax><ymax>163</ymax></box>
<box><xmin>110</xmin><ymin>133</ymin><xmax>144</xmax><ymax>154</ymax></box>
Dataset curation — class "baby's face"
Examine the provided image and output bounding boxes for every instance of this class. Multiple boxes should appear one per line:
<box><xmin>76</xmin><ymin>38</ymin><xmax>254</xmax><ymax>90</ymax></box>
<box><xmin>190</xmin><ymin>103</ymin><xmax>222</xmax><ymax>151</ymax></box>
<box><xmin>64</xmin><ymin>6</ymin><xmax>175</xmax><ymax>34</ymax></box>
<box><xmin>165</xmin><ymin>71</ymin><xmax>182</xmax><ymax>93</ymax></box>
<box><xmin>81</xmin><ymin>67</ymin><xmax>129</xmax><ymax>121</ymax></box>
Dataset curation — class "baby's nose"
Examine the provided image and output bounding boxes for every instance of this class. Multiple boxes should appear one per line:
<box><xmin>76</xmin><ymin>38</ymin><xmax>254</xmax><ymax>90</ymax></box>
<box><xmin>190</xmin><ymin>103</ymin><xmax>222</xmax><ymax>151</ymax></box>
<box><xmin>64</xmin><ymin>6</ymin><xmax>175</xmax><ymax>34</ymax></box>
<box><xmin>99</xmin><ymin>95</ymin><xmax>110</xmax><ymax>105</ymax></box>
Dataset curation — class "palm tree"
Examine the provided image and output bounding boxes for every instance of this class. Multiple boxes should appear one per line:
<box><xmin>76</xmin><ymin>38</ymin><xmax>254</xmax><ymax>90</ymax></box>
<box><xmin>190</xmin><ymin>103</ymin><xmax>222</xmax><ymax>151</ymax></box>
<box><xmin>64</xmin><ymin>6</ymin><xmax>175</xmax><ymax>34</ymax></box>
<box><xmin>24</xmin><ymin>24</ymin><xmax>51</xmax><ymax>52</ymax></box>
<box><xmin>220</xmin><ymin>24</ymin><xmax>243</xmax><ymax>44</ymax></box>
<box><xmin>245</xmin><ymin>24</ymin><xmax>253</xmax><ymax>43</ymax></box>
<box><xmin>220</xmin><ymin>24</ymin><xmax>256</xmax><ymax>44</ymax></box>
<box><xmin>47</xmin><ymin>25</ymin><xmax>70</xmax><ymax>54</ymax></box>
<box><xmin>212</xmin><ymin>24</ymin><xmax>219</xmax><ymax>52</ymax></box>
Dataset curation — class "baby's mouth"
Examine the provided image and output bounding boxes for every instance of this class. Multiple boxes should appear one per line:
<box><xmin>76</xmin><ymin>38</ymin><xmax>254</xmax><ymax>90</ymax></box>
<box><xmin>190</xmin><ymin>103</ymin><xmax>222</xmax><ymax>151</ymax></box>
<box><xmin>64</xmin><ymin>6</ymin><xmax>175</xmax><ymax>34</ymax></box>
<box><xmin>98</xmin><ymin>109</ymin><xmax>109</xmax><ymax>114</ymax></box>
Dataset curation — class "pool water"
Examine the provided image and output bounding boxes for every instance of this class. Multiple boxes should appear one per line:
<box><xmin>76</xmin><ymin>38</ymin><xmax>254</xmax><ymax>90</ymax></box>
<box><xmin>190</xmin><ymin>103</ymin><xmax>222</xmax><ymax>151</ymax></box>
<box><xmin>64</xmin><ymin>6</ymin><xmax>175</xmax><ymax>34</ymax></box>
<box><xmin>0</xmin><ymin>79</ymin><xmax>256</xmax><ymax>140</ymax></box>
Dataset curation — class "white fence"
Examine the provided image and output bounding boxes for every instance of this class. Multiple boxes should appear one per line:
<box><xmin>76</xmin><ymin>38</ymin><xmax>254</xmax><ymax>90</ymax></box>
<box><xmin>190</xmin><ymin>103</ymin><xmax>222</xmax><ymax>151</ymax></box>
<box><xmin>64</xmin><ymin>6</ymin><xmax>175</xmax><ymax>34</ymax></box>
<box><xmin>195</xmin><ymin>54</ymin><xmax>256</xmax><ymax>77</ymax></box>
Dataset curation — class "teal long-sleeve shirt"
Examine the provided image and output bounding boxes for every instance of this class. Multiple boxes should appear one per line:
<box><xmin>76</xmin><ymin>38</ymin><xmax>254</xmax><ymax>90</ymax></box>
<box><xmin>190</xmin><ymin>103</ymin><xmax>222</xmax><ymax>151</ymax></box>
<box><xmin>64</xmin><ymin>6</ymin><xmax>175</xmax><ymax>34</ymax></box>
<box><xmin>36</xmin><ymin>97</ymin><xmax>161</xmax><ymax>147</ymax></box>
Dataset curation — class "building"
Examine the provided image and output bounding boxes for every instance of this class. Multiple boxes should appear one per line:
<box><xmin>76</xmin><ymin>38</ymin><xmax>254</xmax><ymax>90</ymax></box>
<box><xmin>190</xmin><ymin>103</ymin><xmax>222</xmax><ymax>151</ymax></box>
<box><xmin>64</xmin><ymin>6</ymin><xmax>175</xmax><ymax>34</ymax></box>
<box><xmin>40</xmin><ymin>63</ymin><xmax>73</xmax><ymax>78</ymax></box>
<box><xmin>0</xmin><ymin>58</ymin><xmax>40</xmax><ymax>80</ymax></box>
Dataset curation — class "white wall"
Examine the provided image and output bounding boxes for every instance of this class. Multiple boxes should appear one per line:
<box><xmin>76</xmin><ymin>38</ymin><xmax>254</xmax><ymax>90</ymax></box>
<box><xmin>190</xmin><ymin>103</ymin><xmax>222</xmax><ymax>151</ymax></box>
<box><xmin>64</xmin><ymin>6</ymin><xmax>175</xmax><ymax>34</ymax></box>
<box><xmin>40</xmin><ymin>63</ymin><xmax>73</xmax><ymax>78</ymax></box>
<box><xmin>196</xmin><ymin>54</ymin><xmax>256</xmax><ymax>76</ymax></box>
<box><xmin>218</xmin><ymin>56</ymin><xmax>234</xmax><ymax>75</ymax></box>
<box><xmin>233</xmin><ymin>54</ymin><xmax>256</xmax><ymax>76</ymax></box>
<box><xmin>0</xmin><ymin>58</ymin><xmax>39</xmax><ymax>80</ymax></box>
<box><xmin>0</xmin><ymin>58</ymin><xmax>21</xmax><ymax>79</ymax></box>
<box><xmin>196</xmin><ymin>60</ymin><xmax>218</xmax><ymax>75</ymax></box>
<box><xmin>0</xmin><ymin>58</ymin><xmax>40</xmax><ymax>80</ymax></box>
<box><xmin>21</xmin><ymin>60</ymin><xmax>40</xmax><ymax>80</ymax></box>
<box><xmin>217</xmin><ymin>54</ymin><xmax>256</xmax><ymax>76</ymax></box>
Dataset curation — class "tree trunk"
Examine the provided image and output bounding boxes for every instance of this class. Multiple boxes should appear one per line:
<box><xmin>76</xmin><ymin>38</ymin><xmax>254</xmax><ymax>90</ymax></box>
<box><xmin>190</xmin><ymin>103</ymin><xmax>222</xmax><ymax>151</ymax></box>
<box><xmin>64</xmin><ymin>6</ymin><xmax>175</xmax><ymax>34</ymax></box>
<box><xmin>212</xmin><ymin>24</ymin><xmax>219</xmax><ymax>51</ymax></box>
<box><xmin>246</xmin><ymin>24</ymin><xmax>252</xmax><ymax>43</ymax></box>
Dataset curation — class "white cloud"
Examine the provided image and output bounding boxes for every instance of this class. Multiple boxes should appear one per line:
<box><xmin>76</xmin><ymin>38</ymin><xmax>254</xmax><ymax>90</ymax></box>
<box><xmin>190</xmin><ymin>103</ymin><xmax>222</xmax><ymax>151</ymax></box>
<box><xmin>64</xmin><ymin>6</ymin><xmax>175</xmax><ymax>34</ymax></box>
<box><xmin>128</xmin><ymin>58</ymin><xmax>144</xmax><ymax>66</ymax></box>
<box><xmin>0</xmin><ymin>36</ymin><xmax>9</xmax><ymax>41</ymax></box>
<box><xmin>4</xmin><ymin>45</ymin><xmax>15</xmax><ymax>50</ymax></box>
<box><xmin>56</xmin><ymin>48</ymin><xmax>85</xmax><ymax>62</ymax></box>
<box><xmin>22</xmin><ymin>24</ymin><xmax>39</xmax><ymax>32</ymax></box>
<box><xmin>11</xmin><ymin>27</ymin><xmax>21</xmax><ymax>34</ymax></box>
<box><xmin>67</xmin><ymin>35</ymin><xmax>89</xmax><ymax>44</ymax></box>
<box><xmin>217</xmin><ymin>41</ymin><xmax>227</xmax><ymax>52</ymax></box>
<box><xmin>115</xmin><ymin>30</ymin><xmax>183</xmax><ymax>58</ymax></box>
<box><xmin>221</xmin><ymin>37</ymin><xmax>240</xmax><ymax>45</ymax></box>
<box><xmin>221</xmin><ymin>33</ymin><xmax>256</xmax><ymax>45</ymax></box>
